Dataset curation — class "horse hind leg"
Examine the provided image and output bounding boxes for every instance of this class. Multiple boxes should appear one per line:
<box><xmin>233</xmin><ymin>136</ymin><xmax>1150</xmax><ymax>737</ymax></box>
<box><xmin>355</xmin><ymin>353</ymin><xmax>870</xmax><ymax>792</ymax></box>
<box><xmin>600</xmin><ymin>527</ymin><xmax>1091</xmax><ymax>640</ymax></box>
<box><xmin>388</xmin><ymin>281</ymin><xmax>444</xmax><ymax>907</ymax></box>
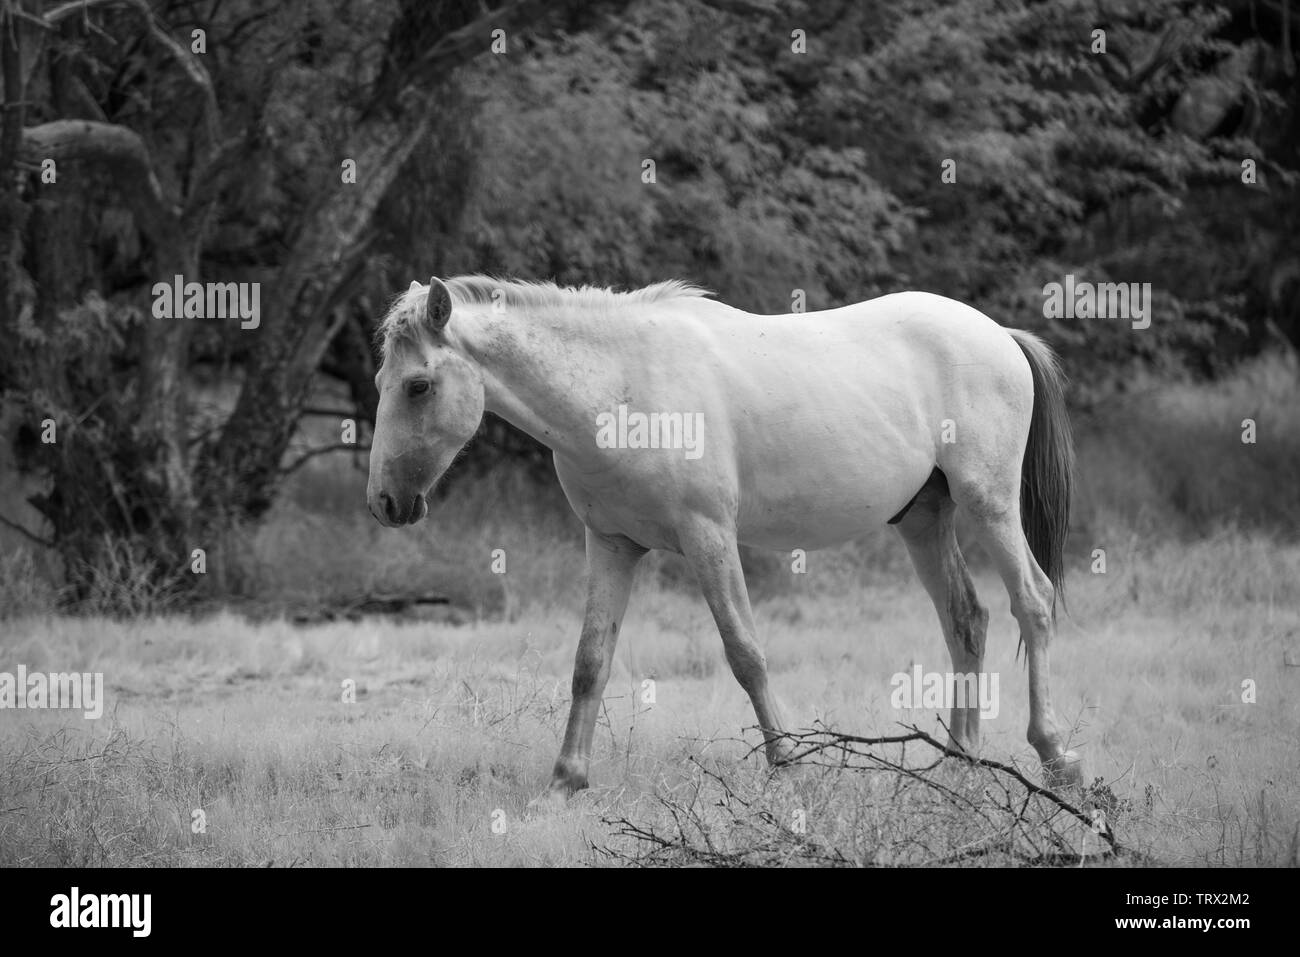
<box><xmin>951</xmin><ymin>475</ymin><xmax>1084</xmax><ymax>789</ymax></box>
<box><xmin>894</xmin><ymin>474</ymin><xmax>989</xmax><ymax>753</ymax></box>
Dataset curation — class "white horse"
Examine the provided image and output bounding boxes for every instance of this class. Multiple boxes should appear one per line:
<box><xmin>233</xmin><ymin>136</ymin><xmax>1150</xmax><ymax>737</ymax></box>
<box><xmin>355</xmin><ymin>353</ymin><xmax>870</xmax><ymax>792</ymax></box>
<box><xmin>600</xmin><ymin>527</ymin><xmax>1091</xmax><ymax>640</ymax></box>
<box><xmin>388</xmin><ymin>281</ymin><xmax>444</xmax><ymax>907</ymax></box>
<box><xmin>367</xmin><ymin>277</ymin><xmax>1084</xmax><ymax>803</ymax></box>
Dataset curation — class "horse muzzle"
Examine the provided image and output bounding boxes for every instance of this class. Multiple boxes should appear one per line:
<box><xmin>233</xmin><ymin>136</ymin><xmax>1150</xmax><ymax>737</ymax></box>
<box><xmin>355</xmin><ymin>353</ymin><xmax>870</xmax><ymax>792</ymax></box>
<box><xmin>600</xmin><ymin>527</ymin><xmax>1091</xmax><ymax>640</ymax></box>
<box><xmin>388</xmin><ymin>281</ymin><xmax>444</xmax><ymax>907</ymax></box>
<box><xmin>369</xmin><ymin>490</ymin><xmax>428</xmax><ymax>527</ymax></box>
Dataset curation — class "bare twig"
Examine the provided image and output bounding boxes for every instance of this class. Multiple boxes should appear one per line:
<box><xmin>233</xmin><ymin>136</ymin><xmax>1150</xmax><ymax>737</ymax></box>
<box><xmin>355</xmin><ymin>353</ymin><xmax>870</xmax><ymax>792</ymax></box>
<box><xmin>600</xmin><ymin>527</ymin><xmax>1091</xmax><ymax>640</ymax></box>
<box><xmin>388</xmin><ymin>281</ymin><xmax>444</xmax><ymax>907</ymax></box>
<box><xmin>280</xmin><ymin>442</ymin><xmax>370</xmax><ymax>476</ymax></box>
<box><xmin>597</xmin><ymin>721</ymin><xmax>1132</xmax><ymax>866</ymax></box>
<box><xmin>0</xmin><ymin>512</ymin><xmax>53</xmax><ymax>548</ymax></box>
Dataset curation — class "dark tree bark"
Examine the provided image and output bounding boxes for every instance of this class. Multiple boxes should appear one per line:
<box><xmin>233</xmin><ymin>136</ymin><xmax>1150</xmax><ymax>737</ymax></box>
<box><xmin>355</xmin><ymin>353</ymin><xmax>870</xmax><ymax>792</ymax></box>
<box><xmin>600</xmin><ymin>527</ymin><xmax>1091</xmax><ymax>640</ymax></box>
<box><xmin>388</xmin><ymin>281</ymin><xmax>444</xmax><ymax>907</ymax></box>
<box><xmin>1</xmin><ymin>0</ymin><xmax>616</xmax><ymax>608</ymax></box>
<box><xmin>4</xmin><ymin>1</ymin><xmax>215</xmax><ymax>601</ymax></box>
<box><xmin>198</xmin><ymin>0</ymin><xmax>559</xmax><ymax>520</ymax></box>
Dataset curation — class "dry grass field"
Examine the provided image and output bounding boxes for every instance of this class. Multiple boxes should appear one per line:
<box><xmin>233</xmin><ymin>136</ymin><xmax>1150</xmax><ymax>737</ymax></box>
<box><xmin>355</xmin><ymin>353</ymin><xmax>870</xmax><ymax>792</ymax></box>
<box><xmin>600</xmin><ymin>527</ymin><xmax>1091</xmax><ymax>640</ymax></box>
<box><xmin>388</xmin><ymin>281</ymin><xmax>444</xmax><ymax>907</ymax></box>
<box><xmin>2</xmin><ymin>521</ymin><xmax>1297</xmax><ymax>866</ymax></box>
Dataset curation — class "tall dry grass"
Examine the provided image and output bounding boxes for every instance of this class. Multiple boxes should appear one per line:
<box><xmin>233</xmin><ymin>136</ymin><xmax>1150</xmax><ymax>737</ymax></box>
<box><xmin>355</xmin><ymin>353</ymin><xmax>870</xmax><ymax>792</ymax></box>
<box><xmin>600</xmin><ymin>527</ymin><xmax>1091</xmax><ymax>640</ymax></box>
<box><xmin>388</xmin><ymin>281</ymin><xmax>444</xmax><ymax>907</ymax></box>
<box><xmin>1073</xmin><ymin>351</ymin><xmax>1300</xmax><ymax>541</ymax></box>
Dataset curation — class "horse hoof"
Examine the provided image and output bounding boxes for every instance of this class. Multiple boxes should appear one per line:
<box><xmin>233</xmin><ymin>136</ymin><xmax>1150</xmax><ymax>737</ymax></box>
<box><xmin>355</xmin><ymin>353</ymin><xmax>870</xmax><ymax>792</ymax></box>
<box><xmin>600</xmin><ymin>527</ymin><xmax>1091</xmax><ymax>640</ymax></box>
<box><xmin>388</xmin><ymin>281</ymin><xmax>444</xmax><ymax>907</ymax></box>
<box><xmin>1043</xmin><ymin>749</ymin><xmax>1086</xmax><ymax>790</ymax></box>
<box><xmin>524</xmin><ymin>790</ymin><xmax>567</xmax><ymax>818</ymax></box>
<box><xmin>525</xmin><ymin>778</ymin><xmax>584</xmax><ymax>817</ymax></box>
<box><xmin>768</xmin><ymin>740</ymin><xmax>800</xmax><ymax>767</ymax></box>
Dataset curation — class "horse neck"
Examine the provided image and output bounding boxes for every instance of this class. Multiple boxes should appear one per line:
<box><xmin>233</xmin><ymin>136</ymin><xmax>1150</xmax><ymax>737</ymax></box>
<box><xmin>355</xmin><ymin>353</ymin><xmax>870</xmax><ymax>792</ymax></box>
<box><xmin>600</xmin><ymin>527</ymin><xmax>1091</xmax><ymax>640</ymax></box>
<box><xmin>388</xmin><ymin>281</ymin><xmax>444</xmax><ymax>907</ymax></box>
<box><xmin>446</xmin><ymin>305</ymin><xmax>601</xmax><ymax>459</ymax></box>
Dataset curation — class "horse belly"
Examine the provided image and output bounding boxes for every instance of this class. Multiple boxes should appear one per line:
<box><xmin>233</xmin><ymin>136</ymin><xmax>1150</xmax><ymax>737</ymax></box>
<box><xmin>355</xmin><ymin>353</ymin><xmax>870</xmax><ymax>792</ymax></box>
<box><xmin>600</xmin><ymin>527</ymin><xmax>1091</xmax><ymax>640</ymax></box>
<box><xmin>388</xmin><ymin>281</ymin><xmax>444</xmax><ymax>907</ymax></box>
<box><xmin>734</xmin><ymin>431</ymin><xmax>935</xmax><ymax>550</ymax></box>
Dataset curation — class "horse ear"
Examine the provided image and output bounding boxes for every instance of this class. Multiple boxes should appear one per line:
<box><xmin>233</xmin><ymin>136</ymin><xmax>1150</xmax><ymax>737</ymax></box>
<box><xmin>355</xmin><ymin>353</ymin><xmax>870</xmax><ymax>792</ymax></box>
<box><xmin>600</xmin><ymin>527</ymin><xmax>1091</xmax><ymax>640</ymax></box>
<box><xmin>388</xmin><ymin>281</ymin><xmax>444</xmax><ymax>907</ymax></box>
<box><xmin>426</xmin><ymin>277</ymin><xmax>452</xmax><ymax>332</ymax></box>
<box><xmin>408</xmin><ymin>280</ymin><xmax>421</xmax><ymax>292</ymax></box>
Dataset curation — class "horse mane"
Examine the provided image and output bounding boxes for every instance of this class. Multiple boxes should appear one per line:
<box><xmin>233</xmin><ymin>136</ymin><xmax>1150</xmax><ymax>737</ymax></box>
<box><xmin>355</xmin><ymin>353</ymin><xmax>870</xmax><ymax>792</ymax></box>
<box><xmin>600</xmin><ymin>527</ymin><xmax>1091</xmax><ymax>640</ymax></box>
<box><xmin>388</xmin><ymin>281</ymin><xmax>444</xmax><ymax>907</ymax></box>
<box><xmin>377</xmin><ymin>275</ymin><xmax>710</xmax><ymax>352</ymax></box>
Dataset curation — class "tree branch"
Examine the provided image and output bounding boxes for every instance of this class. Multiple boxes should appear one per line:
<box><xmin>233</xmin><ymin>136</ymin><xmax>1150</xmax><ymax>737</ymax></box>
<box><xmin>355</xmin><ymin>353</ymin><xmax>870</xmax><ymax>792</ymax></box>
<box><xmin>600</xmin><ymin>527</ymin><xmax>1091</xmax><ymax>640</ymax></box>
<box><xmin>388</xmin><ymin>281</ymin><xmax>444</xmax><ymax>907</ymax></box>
<box><xmin>19</xmin><ymin>119</ymin><xmax>182</xmax><ymax>247</ymax></box>
<box><xmin>0</xmin><ymin>512</ymin><xmax>53</xmax><ymax>548</ymax></box>
<box><xmin>364</xmin><ymin>0</ymin><xmax>551</xmax><ymax>115</ymax></box>
<box><xmin>281</xmin><ymin>443</ymin><xmax>370</xmax><ymax>477</ymax></box>
<box><xmin>44</xmin><ymin>0</ymin><xmax>219</xmax><ymax>152</ymax></box>
<box><xmin>301</xmin><ymin>407</ymin><xmax>360</xmax><ymax>419</ymax></box>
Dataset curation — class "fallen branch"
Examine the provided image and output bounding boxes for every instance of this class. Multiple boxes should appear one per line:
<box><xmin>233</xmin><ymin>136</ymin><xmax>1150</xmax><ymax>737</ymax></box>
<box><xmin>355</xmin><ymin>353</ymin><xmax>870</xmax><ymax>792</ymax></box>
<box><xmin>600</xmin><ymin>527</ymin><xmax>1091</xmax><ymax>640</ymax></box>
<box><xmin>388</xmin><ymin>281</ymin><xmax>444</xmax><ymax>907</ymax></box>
<box><xmin>597</xmin><ymin>721</ymin><xmax>1135</xmax><ymax>867</ymax></box>
<box><xmin>769</xmin><ymin>723</ymin><xmax>1121</xmax><ymax>857</ymax></box>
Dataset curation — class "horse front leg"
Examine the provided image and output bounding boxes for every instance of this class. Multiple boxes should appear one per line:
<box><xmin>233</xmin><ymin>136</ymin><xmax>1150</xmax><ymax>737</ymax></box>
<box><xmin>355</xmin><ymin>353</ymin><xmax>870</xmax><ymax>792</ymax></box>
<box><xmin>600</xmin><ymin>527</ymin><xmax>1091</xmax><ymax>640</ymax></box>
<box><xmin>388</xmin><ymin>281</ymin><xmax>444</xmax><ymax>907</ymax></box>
<box><xmin>680</xmin><ymin>519</ymin><xmax>794</xmax><ymax>766</ymax></box>
<box><xmin>538</xmin><ymin>528</ymin><xmax>646</xmax><ymax>804</ymax></box>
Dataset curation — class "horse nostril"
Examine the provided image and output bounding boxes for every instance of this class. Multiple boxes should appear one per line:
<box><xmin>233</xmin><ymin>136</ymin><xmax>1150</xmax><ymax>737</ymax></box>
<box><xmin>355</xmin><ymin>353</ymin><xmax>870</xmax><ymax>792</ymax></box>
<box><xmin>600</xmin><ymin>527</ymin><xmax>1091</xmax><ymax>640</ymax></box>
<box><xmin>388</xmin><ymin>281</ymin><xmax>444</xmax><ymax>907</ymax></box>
<box><xmin>380</xmin><ymin>492</ymin><xmax>398</xmax><ymax>524</ymax></box>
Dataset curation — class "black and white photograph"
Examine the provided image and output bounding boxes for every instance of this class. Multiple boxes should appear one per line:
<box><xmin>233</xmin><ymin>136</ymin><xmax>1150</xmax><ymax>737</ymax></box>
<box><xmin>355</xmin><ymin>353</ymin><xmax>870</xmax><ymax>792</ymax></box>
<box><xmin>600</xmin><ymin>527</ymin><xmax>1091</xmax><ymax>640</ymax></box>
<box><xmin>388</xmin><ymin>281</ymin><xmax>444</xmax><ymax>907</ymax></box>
<box><xmin>0</xmin><ymin>0</ymin><xmax>1293</xmax><ymax>923</ymax></box>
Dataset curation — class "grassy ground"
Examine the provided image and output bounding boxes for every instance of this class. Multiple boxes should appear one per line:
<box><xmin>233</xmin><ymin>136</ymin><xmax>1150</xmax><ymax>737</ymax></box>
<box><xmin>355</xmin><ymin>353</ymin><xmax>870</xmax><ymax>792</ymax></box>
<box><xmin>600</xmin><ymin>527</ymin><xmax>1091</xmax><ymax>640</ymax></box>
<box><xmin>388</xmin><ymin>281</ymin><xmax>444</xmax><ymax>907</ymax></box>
<box><xmin>1</xmin><ymin>522</ymin><xmax>1296</xmax><ymax>866</ymax></box>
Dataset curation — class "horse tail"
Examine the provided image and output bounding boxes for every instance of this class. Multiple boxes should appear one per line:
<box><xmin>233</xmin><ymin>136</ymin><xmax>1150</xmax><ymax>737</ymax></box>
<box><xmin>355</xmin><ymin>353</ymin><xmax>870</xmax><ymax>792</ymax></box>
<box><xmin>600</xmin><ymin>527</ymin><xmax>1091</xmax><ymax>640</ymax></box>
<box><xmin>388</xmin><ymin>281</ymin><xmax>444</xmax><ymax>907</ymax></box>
<box><xmin>1008</xmin><ymin>330</ymin><xmax>1074</xmax><ymax>619</ymax></box>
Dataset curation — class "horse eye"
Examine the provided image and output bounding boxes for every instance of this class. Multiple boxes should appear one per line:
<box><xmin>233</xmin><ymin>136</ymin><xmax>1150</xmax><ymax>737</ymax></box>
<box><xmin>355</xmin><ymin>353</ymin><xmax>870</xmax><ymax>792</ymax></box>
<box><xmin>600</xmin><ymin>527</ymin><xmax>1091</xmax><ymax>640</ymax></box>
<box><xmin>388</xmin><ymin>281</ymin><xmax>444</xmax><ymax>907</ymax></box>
<box><xmin>407</xmin><ymin>379</ymin><xmax>431</xmax><ymax>397</ymax></box>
